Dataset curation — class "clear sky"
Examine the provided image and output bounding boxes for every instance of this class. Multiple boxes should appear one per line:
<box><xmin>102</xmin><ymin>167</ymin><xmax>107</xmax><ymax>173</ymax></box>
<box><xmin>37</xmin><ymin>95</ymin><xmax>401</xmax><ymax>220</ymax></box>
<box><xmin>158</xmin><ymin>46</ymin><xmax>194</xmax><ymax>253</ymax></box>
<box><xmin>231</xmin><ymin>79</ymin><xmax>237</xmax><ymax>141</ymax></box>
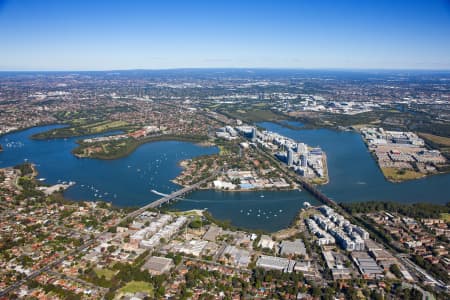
<box><xmin>1</xmin><ymin>0</ymin><xmax>450</xmax><ymax>71</ymax></box>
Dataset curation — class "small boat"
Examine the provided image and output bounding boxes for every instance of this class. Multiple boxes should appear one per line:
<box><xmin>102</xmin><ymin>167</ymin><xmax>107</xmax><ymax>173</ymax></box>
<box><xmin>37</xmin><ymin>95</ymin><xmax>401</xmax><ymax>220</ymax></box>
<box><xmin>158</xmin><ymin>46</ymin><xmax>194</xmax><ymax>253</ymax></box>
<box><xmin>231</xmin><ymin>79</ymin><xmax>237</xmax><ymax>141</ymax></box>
<box><xmin>260</xmin><ymin>194</ymin><xmax>264</xmax><ymax>198</ymax></box>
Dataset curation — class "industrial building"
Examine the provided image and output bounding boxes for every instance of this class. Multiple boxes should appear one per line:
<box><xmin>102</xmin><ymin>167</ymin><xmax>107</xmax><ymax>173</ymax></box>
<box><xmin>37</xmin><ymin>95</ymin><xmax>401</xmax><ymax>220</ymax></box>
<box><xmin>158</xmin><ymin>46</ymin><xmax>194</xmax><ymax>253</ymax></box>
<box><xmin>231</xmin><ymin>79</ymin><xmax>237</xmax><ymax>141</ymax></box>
<box><xmin>141</xmin><ymin>256</ymin><xmax>174</xmax><ymax>275</ymax></box>
<box><xmin>256</xmin><ymin>255</ymin><xmax>296</xmax><ymax>273</ymax></box>
<box><xmin>279</xmin><ymin>239</ymin><xmax>307</xmax><ymax>257</ymax></box>
<box><xmin>351</xmin><ymin>251</ymin><xmax>384</xmax><ymax>279</ymax></box>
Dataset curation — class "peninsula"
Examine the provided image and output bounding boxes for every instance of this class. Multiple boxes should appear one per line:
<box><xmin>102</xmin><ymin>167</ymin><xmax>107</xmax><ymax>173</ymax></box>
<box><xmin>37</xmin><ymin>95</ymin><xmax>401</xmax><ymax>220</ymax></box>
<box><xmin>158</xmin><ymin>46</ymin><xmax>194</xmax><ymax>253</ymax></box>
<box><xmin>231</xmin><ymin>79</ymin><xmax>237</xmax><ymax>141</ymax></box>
<box><xmin>361</xmin><ymin>127</ymin><xmax>449</xmax><ymax>182</ymax></box>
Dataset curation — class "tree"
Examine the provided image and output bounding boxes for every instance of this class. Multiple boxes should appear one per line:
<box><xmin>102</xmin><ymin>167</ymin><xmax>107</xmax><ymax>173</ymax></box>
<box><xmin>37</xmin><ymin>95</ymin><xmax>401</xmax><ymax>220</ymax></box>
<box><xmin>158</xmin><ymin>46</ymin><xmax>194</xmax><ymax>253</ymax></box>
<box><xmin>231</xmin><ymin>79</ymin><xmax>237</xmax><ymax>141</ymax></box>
<box><xmin>189</xmin><ymin>219</ymin><xmax>202</xmax><ymax>229</ymax></box>
<box><xmin>311</xmin><ymin>286</ymin><xmax>321</xmax><ymax>298</ymax></box>
<box><xmin>389</xmin><ymin>264</ymin><xmax>402</xmax><ymax>279</ymax></box>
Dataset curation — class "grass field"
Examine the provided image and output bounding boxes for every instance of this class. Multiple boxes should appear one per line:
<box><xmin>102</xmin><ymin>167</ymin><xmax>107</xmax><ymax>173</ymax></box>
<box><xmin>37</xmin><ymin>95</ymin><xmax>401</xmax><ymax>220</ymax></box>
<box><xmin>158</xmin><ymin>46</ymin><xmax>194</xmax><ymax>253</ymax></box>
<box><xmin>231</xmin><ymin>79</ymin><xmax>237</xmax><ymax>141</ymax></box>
<box><xmin>119</xmin><ymin>281</ymin><xmax>154</xmax><ymax>295</ymax></box>
<box><xmin>79</xmin><ymin>120</ymin><xmax>129</xmax><ymax>133</ymax></box>
<box><xmin>418</xmin><ymin>132</ymin><xmax>450</xmax><ymax>146</ymax></box>
<box><xmin>441</xmin><ymin>213</ymin><xmax>450</xmax><ymax>223</ymax></box>
<box><xmin>218</xmin><ymin>145</ymin><xmax>231</xmax><ymax>156</ymax></box>
<box><xmin>381</xmin><ymin>167</ymin><xmax>424</xmax><ymax>182</ymax></box>
<box><xmin>224</xmin><ymin>109</ymin><xmax>285</xmax><ymax>123</ymax></box>
<box><xmin>418</xmin><ymin>132</ymin><xmax>450</xmax><ymax>159</ymax></box>
<box><xmin>253</xmin><ymin>103</ymin><xmax>267</xmax><ymax>107</ymax></box>
<box><xmin>94</xmin><ymin>268</ymin><xmax>117</xmax><ymax>280</ymax></box>
<box><xmin>32</xmin><ymin>120</ymin><xmax>133</xmax><ymax>139</ymax></box>
<box><xmin>172</xmin><ymin>209</ymin><xmax>204</xmax><ymax>216</ymax></box>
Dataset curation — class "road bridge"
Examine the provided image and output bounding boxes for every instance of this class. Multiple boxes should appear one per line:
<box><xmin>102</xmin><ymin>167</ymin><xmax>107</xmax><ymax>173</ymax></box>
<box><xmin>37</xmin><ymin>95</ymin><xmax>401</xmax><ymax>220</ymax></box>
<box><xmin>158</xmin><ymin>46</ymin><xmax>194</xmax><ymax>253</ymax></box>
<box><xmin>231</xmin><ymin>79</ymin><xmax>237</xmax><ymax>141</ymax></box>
<box><xmin>0</xmin><ymin>173</ymin><xmax>217</xmax><ymax>297</ymax></box>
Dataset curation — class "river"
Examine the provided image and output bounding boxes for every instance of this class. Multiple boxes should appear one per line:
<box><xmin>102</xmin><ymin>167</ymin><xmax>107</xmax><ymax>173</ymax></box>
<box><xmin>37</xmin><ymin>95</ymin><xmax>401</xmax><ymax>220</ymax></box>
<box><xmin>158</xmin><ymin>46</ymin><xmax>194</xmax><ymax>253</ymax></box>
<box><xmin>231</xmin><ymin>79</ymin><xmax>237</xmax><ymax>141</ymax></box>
<box><xmin>0</xmin><ymin>125</ymin><xmax>218</xmax><ymax>207</ymax></box>
<box><xmin>1</xmin><ymin>123</ymin><xmax>448</xmax><ymax>232</ymax></box>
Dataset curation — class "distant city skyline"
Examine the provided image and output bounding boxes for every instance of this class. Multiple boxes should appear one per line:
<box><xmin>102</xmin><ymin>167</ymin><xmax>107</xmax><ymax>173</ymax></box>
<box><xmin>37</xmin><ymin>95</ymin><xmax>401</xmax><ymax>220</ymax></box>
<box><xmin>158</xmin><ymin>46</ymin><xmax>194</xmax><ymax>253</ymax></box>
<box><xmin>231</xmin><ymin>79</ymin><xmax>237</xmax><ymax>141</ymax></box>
<box><xmin>1</xmin><ymin>0</ymin><xmax>450</xmax><ymax>71</ymax></box>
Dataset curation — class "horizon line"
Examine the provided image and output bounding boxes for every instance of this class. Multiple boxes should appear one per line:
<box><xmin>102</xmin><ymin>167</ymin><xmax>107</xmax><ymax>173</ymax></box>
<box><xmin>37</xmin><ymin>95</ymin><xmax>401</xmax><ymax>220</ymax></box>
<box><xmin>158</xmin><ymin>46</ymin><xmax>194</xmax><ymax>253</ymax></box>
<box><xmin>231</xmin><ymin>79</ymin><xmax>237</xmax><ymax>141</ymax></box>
<box><xmin>1</xmin><ymin>66</ymin><xmax>450</xmax><ymax>73</ymax></box>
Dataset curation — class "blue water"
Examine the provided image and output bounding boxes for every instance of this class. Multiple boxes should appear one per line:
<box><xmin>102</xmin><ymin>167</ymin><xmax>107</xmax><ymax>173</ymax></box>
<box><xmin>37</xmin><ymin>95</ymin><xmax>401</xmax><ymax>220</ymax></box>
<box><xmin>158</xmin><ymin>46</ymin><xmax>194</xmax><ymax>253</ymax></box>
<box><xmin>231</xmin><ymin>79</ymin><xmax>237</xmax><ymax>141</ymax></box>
<box><xmin>0</xmin><ymin>125</ymin><xmax>218</xmax><ymax>207</ymax></box>
<box><xmin>172</xmin><ymin>190</ymin><xmax>319</xmax><ymax>232</ymax></box>
<box><xmin>258</xmin><ymin>121</ymin><xmax>450</xmax><ymax>204</ymax></box>
<box><xmin>1</xmin><ymin>123</ymin><xmax>449</xmax><ymax>232</ymax></box>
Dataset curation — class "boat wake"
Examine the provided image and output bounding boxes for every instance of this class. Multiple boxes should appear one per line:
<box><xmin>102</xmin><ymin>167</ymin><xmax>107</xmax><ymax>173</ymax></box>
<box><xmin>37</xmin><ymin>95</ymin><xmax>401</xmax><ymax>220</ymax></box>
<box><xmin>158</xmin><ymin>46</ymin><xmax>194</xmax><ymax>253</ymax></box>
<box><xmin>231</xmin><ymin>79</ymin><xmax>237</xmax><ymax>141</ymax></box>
<box><xmin>150</xmin><ymin>189</ymin><xmax>169</xmax><ymax>197</ymax></box>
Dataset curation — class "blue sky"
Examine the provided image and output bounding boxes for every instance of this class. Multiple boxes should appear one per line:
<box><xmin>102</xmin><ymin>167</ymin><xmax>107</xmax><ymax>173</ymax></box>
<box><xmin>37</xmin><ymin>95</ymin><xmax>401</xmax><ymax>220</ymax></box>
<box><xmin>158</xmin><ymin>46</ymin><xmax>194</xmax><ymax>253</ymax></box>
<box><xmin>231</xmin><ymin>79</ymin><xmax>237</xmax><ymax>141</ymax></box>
<box><xmin>1</xmin><ymin>0</ymin><xmax>450</xmax><ymax>70</ymax></box>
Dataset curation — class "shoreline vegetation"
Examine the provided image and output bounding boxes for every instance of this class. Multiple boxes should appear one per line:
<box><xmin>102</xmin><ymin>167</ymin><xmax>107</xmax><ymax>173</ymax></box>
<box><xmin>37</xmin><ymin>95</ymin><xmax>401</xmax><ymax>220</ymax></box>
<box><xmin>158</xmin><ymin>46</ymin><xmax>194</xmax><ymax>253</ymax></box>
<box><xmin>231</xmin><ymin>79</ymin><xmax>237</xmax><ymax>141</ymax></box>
<box><xmin>172</xmin><ymin>157</ymin><xmax>302</xmax><ymax>192</ymax></box>
<box><xmin>7</xmin><ymin>161</ymin><xmax>450</xmax><ymax>239</ymax></box>
<box><xmin>362</xmin><ymin>138</ymin><xmax>450</xmax><ymax>183</ymax></box>
<box><xmin>6</xmin><ymin>108</ymin><xmax>448</xmax><ymax>187</ymax></box>
<box><xmin>171</xmin><ymin>132</ymin><xmax>329</xmax><ymax>193</ymax></box>
<box><xmin>340</xmin><ymin>201</ymin><xmax>450</xmax><ymax>219</ymax></box>
<box><xmin>72</xmin><ymin>134</ymin><xmax>208</xmax><ymax>160</ymax></box>
<box><xmin>30</xmin><ymin>120</ymin><xmax>137</xmax><ymax>140</ymax></box>
<box><xmin>220</xmin><ymin>107</ymin><xmax>450</xmax><ymax>177</ymax></box>
<box><xmin>380</xmin><ymin>167</ymin><xmax>426</xmax><ymax>182</ymax></box>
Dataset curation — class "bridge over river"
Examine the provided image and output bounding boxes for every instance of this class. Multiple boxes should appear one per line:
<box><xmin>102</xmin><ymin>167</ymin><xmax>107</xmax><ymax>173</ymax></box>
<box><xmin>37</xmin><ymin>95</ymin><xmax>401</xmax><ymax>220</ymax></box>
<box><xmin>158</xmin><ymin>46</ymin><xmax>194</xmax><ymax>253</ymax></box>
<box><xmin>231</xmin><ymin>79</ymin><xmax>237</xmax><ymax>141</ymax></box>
<box><xmin>0</xmin><ymin>173</ymin><xmax>216</xmax><ymax>297</ymax></box>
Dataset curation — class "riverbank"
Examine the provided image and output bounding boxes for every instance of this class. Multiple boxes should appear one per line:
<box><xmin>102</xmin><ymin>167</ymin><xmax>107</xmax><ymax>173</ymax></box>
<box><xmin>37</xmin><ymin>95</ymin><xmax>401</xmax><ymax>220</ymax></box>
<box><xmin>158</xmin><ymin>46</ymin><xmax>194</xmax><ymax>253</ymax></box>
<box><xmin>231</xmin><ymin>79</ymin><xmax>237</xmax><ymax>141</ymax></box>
<box><xmin>360</xmin><ymin>127</ymin><xmax>450</xmax><ymax>183</ymax></box>
<box><xmin>30</xmin><ymin>120</ymin><xmax>136</xmax><ymax>140</ymax></box>
<box><xmin>173</xmin><ymin>158</ymin><xmax>299</xmax><ymax>192</ymax></box>
<box><xmin>72</xmin><ymin>134</ymin><xmax>209</xmax><ymax>160</ymax></box>
<box><xmin>308</xmin><ymin>153</ymin><xmax>329</xmax><ymax>185</ymax></box>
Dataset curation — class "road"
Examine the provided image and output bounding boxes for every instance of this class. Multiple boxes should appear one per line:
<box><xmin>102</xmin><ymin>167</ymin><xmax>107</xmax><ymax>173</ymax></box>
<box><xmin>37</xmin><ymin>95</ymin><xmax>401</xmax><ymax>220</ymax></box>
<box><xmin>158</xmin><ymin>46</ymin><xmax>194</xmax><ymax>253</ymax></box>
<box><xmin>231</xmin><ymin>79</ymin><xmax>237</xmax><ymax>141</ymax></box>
<box><xmin>0</xmin><ymin>173</ymin><xmax>217</xmax><ymax>297</ymax></box>
<box><xmin>0</xmin><ymin>240</ymin><xmax>95</xmax><ymax>297</ymax></box>
<box><xmin>253</xmin><ymin>146</ymin><xmax>337</xmax><ymax>207</ymax></box>
<box><xmin>396</xmin><ymin>254</ymin><xmax>446</xmax><ymax>289</ymax></box>
<box><xmin>119</xmin><ymin>172</ymin><xmax>217</xmax><ymax>221</ymax></box>
<box><xmin>47</xmin><ymin>270</ymin><xmax>109</xmax><ymax>294</ymax></box>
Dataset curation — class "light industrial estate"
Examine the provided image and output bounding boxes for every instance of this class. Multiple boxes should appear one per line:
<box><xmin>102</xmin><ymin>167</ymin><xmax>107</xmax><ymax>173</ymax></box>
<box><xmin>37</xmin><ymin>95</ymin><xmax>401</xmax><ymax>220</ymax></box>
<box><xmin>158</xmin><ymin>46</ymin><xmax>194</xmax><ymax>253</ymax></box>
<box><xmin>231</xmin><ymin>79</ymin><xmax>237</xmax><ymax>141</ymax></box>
<box><xmin>361</xmin><ymin>127</ymin><xmax>448</xmax><ymax>182</ymax></box>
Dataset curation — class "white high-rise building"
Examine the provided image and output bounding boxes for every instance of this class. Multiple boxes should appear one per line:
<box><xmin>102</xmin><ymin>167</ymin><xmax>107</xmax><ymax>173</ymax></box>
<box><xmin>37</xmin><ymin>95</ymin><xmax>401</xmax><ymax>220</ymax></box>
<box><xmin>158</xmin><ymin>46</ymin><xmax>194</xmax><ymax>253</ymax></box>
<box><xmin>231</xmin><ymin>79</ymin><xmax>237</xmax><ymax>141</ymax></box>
<box><xmin>251</xmin><ymin>127</ymin><xmax>257</xmax><ymax>142</ymax></box>
<box><xmin>297</xmin><ymin>143</ymin><xmax>307</xmax><ymax>154</ymax></box>
<box><xmin>300</xmin><ymin>154</ymin><xmax>307</xmax><ymax>167</ymax></box>
<box><xmin>287</xmin><ymin>149</ymin><xmax>294</xmax><ymax>166</ymax></box>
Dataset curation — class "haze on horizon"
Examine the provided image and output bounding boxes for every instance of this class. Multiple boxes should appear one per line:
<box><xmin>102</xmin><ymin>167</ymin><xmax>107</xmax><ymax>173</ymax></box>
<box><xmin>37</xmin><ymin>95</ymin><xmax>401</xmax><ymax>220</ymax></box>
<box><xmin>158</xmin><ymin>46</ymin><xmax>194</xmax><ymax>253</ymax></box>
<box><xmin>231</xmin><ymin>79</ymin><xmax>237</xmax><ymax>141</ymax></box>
<box><xmin>1</xmin><ymin>0</ymin><xmax>450</xmax><ymax>71</ymax></box>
